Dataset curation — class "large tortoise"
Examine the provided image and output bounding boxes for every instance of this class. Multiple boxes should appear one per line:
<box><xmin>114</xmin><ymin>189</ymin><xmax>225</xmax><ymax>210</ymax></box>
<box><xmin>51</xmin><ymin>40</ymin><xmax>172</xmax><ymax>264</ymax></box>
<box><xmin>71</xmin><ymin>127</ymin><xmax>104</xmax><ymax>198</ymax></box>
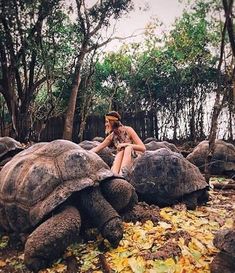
<box><xmin>79</xmin><ymin>140</ymin><xmax>114</xmax><ymax>167</ymax></box>
<box><xmin>186</xmin><ymin>140</ymin><xmax>235</xmax><ymax>178</ymax></box>
<box><xmin>128</xmin><ymin>148</ymin><xmax>209</xmax><ymax>209</ymax></box>
<box><xmin>0</xmin><ymin>139</ymin><xmax>137</xmax><ymax>272</ymax></box>
<box><xmin>210</xmin><ymin>228</ymin><xmax>235</xmax><ymax>273</ymax></box>
<box><xmin>92</xmin><ymin>136</ymin><xmax>104</xmax><ymax>142</ymax></box>
<box><xmin>0</xmin><ymin>136</ymin><xmax>24</xmax><ymax>167</ymax></box>
<box><xmin>145</xmin><ymin>140</ymin><xmax>180</xmax><ymax>153</ymax></box>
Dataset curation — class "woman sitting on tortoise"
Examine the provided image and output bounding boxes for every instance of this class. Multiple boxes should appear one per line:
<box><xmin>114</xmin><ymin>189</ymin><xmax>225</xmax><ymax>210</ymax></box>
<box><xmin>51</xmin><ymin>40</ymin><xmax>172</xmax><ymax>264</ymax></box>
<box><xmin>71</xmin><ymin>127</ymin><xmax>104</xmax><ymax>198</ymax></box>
<box><xmin>91</xmin><ymin>111</ymin><xmax>146</xmax><ymax>175</ymax></box>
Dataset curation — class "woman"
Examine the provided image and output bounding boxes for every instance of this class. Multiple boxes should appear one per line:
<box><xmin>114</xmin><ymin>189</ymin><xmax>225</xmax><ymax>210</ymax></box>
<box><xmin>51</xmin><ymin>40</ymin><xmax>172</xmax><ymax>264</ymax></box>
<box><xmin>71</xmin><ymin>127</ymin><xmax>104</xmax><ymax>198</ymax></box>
<box><xmin>91</xmin><ymin>111</ymin><xmax>146</xmax><ymax>175</ymax></box>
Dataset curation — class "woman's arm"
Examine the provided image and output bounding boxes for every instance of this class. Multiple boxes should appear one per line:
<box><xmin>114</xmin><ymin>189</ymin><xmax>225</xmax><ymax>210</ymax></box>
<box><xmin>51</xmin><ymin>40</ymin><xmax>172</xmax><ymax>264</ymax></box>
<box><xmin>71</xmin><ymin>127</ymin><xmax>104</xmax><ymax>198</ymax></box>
<box><xmin>117</xmin><ymin>127</ymin><xmax>146</xmax><ymax>153</ymax></box>
<box><xmin>90</xmin><ymin>134</ymin><xmax>112</xmax><ymax>153</ymax></box>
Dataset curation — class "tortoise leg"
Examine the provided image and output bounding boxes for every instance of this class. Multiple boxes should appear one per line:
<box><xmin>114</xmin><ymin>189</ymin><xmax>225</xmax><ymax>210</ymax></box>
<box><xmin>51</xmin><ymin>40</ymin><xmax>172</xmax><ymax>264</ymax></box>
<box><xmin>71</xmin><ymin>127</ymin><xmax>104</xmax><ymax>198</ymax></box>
<box><xmin>24</xmin><ymin>206</ymin><xmax>81</xmax><ymax>272</ymax></box>
<box><xmin>100</xmin><ymin>178</ymin><xmax>138</xmax><ymax>212</ymax></box>
<box><xmin>78</xmin><ymin>185</ymin><xmax>123</xmax><ymax>247</ymax></box>
<box><xmin>183</xmin><ymin>192</ymin><xmax>198</xmax><ymax>210</ymax></box>
<box><xmin>197</xmin><ymin>189</ymin><xmax>209</xmax><ymax>205</ymax></box>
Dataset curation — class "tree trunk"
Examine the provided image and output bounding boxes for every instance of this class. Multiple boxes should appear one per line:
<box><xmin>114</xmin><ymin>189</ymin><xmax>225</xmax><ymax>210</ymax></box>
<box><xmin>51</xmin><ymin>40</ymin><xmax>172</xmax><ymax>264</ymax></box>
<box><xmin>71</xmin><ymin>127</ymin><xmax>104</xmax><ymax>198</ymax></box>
<box><xmin>204</xmin><ymin>10</ymin><xmax>229</xmax><ymax>184</ymax></box>
<box><xmin>173</xmin><ymin>100</ymin><xmax>179</xmax><ymax>141</ymax></box>
<box><xmin>204</xmin><ymin>90</ymin><xmax>227</xmax><ymax>183</ymax></box>
<box><xmin>189</xmin><ymin>89</ymin><xmax>196</xmax><ymax>141</ymax></box>
<box><xmin>173</xmin><ymin>114</ymin><xmax>177</xmax><ymax>141</ymax></box>
<box><xmin>228</xmin><ymin>81</ymin><xmax>234</xmax><ymax>140</ymax></box>
<box><xmin>78</xmin><ymin>94</ymin><xmax>93</xmax><ymax>142</ymax></box>
<box><xmin>198</xmin><ymin>91</ymin><xmax>205</xmax><ymax>140</ymax></box>
<box><xmin>233</xmin><ymin>70</ymin><xmax>235</xmax><ymax>105</ymax></box>
<box><xmin>154</xmin><ymin>109</ymin><xmax>159</xmax><ymax>140</ymax></box>
<box><xmin>63</xmin><ymin>72</ymin><xmax>81</xmax><ymax>140</ymax></box>
<box><xmin>16</xmin><ymin>111</ymin><xmax>31</xmax><ymax>142</ymax></box>
<box><xmin>63</xmin><ymin>47</ymin><xmax>87</xmax><ymax>141</ymax></box>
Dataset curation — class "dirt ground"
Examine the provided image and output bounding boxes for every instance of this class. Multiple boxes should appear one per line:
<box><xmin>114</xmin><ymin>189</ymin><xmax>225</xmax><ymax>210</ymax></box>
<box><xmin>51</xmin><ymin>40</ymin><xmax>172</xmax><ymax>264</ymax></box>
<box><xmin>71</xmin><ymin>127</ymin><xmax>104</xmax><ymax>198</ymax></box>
<box><xmin>0</xmin><ymin>177</ymin><xmax>234</xmax><ymax>273</ymax></box>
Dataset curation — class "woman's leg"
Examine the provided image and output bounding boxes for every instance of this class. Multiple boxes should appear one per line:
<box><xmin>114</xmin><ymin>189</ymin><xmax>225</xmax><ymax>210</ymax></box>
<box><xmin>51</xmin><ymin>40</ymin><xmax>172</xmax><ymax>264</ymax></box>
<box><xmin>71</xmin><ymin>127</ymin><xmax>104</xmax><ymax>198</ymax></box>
<box><xmin>120</xmin><ymin>146</ymin><xmax>133</xmax><ymax>172</ymax></box>
<box><xmin>111</xmin><ymin>150</ymin><xmax>124</xmax><ymax>174</ymax></box>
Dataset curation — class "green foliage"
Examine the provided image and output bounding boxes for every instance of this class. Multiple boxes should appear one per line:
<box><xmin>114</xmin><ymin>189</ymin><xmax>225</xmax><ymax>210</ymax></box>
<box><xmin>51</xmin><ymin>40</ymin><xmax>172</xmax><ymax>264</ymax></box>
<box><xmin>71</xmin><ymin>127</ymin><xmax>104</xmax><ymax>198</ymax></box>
<box><xmin>1</xmin><ymin>0</ymin><xmax>232</xmax><ymax>141</ymax></box>
<box><xmin>34</xmin><ymin>87</ymin><xmax>66</xmax><ymax>120</ymax></box>
<box><xmin>40</xmin><ymin>10</ymin><xmax>79</xmax><ymax>77</ymax></box>
<box><xmin>83</xmin><ymin>0</ymin><xmax>229</xmax><ymax>141</ymax></box>
<box><xmin>88</xmin><ymin>0</ymin><xmax>133</xmax><ymax>26</ymax></box>
<box><xmin>0</xmin><ymin>236</ymin><xmax>9</xmax><ymax>249</ymax></box>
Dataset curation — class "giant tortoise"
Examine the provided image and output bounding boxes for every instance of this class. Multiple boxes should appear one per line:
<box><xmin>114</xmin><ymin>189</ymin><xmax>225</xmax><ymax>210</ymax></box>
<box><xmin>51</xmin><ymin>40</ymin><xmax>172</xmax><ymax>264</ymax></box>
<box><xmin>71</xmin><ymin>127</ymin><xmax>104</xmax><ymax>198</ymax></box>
<box><xmin>186</xmin><ymin>140</ymin><xmax>235</xmax><ymax>178</ymax></box>
<box><xmin>128</xmin><ymin>148</ymin><xmax>209</xmax><ymax>209</ymax></box>
<box><xmin>210</xmin><ymin>228</ymin><xmax>235</xmax><ymax>273</ymax></box>
<box><xmin>0</xmin><ymin>136</ymin><xmax>24</xmax><ymax>167</ymax></box>
<box><xmin>79</xmin><ymin>140</ymin><xmax>114</xmax><ymax>167</ymax></box>
<box><xmin>145</xmin><ymin>140</ymin><xmax>180</xmax><ymax>153</ymax></box>
<box><xmin>0</xmin><ymin>139</ymin><xmax>137</xmax><ymax>272</ymax></box>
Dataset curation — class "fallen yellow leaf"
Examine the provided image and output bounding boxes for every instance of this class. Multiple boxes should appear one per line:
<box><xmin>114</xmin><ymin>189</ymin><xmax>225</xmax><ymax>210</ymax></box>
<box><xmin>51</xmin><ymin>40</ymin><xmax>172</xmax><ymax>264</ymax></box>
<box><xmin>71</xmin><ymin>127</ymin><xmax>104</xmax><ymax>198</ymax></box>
<box><xmin>0</xmin><ymin>260</ymin><xmax>6</xmax><ymax>267</ymax></box>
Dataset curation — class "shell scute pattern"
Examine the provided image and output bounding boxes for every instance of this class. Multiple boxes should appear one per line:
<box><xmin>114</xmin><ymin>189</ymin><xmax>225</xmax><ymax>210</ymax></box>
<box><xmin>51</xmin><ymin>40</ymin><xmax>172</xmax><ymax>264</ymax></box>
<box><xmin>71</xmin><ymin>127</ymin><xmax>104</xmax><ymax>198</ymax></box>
<box><xmin>129</xmin><ymin>148</ymin><xmax>207</xmax><ymax>205</ymax></box>
<box><xmin>0</xmin><ymin>140</ymin><xmax>114</xmax><ymax>232</ymax></box>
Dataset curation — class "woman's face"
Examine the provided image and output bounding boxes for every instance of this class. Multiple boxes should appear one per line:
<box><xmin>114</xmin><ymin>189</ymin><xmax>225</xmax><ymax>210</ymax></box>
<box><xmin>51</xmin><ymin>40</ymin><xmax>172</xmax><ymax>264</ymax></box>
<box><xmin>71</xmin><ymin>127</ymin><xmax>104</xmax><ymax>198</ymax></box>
<box><xmin>105</xmin><ymin>118</ymin><xmax>112</xmax><ymax>134</ymax></box>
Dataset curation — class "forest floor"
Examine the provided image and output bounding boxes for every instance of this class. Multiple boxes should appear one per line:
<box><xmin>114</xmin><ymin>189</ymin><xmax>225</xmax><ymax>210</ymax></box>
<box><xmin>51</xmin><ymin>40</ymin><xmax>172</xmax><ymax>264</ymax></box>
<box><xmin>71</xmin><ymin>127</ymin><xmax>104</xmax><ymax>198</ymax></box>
<box><xmin>0</xmin><ymin>177</ymin><xmax>234</xmax><ymax>273</ymax></box>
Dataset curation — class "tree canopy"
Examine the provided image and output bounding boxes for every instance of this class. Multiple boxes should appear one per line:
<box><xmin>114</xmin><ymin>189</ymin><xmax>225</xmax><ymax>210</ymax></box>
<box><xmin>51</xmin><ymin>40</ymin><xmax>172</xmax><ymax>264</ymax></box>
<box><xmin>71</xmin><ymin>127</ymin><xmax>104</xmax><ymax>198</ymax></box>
<box><xmin>0</xmin><ymin>0</ymin><xmax>234</xmax><ymax>142</ymax></box>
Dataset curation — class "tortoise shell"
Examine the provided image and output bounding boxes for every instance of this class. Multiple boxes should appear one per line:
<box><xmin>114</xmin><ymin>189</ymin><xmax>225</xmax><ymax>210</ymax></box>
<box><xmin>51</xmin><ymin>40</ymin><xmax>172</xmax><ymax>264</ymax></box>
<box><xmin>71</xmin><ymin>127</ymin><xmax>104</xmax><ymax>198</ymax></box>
<box><xmin>0</xmin><ymin>137</ymin><xmax>24</xmax><ymax>166</ymax></box>
<box><xmin>187</xmin><ymin>140</ymin><xmax>235</xmax><ymax>176</ymax></box>
<box><xmin>79</xmin><ymin>140</ymin><xmax>114</xmax><ymax>167</ymax></box>
<box><xmin>0</xmin><ymin>139</ymin><xmax>113</xmax><ymax>232</ymax></box>
<box><xmin>213</xmin><ymin>229</ymin><xmax>235</xmax><ymax>255</ymax></box>
<box><xmin>145</xmin><ymin>140</ymin><xmax>180</xmax><ymax>153</ymax></box>
<box><xmin>129</xmin><ymin>148</ymin><xmax>207</xmax><ymax>205</ymax></box>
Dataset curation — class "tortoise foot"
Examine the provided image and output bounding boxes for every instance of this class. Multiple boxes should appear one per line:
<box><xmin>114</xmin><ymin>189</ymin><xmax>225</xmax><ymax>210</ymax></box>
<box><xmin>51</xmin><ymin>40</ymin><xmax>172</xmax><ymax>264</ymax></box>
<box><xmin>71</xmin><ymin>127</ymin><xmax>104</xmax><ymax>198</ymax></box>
<box><xmin>102</xmin><ymin>218</ymin><xmax>123</xmax><ymax>248</ymax></box>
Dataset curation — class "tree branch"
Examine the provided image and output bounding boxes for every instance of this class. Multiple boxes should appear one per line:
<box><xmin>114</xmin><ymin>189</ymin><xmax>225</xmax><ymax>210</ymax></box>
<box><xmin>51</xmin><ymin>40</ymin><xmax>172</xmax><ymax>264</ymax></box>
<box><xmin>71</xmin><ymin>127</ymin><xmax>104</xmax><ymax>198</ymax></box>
<box><xmin>222</xmin><ymin>0</ymin><xmax>235</xmax><ymax>56</ymax></box>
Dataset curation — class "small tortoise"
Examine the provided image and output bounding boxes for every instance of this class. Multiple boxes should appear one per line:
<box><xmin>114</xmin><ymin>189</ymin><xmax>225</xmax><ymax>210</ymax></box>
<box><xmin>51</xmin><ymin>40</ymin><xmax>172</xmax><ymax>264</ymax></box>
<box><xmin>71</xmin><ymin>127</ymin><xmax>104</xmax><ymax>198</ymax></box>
<box><xmin>0</xmin><ymin>139</ymin><xmax>137</xmax><ymax>272</ymax></box>
<box><xmin>0</xmin><ymin>136</ymin><xmax>24</xmax><ymax>167</ymax></box>
<box><xmin>128</xmin><ymin>148</ymin><xmax>209</xmax><ymax>209</ymax></box>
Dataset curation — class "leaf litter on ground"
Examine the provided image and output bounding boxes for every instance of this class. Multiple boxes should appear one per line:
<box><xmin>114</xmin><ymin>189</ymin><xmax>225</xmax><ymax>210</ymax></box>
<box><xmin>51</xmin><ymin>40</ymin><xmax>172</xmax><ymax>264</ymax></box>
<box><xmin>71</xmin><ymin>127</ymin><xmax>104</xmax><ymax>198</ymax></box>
<box><xmin>0</xmin><ymin>177</ymin><xmax>234</xmax><ymax>273</ymax></box>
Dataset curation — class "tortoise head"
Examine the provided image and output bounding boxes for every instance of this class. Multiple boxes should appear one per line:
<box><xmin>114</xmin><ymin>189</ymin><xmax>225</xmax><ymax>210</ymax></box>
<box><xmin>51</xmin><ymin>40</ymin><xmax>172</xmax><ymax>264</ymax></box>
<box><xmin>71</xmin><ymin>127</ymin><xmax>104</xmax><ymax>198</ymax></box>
<box><xmin>101</xmin><ymin>217</ymin><xmax>123</xmax><ymax>248</ymax></box>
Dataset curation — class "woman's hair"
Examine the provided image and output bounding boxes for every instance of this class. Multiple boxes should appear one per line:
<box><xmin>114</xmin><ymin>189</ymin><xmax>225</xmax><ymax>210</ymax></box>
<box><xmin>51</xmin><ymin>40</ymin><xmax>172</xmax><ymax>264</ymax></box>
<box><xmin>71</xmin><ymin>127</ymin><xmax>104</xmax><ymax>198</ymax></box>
<box><xmin>106</xmin><ymin>111</ymin><xmax>121</xmax><ymax>120</ymax></box>
<box><xmin>106</xmin><ymin>111</ymin><xmax>122</xmax><ymax>130</ymax></box>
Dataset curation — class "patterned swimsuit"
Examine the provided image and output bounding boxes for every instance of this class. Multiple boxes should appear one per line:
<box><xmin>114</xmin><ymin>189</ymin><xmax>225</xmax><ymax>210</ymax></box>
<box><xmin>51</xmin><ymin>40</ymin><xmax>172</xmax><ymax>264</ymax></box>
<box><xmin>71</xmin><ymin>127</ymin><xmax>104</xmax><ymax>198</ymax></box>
<box><xmin>111</xmin><ymin>126</ymin><xmax>137</xmax><ymax>157</ymax></box>
<box><xmin>112</xmin><ymin>126</ymin><xmax>131</xmax><ymax>147</ymax></box>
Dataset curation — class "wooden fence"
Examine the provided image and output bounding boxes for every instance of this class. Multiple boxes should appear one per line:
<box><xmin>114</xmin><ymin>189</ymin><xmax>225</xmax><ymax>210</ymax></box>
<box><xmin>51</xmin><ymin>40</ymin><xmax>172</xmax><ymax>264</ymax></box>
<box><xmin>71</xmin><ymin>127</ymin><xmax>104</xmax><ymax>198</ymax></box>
<box><xmin>2</xmin><ymin>110</ymin><xmax>234</xmax><ymax>142</ymax></box>
<box><xmin>38</xmin><ymin>111</ymin><xmax>158</xmax><ymax>142</ymax></box>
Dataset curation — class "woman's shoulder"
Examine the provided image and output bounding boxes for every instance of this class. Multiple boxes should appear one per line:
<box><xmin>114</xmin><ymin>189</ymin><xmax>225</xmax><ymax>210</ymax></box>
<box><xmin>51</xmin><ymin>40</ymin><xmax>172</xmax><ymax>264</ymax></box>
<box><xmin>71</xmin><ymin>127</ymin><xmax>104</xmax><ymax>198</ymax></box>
<box><xmin>124</xmin><ymin>126</ymin><xmax>135</xmax><ymax>133</ymax></box>
<box><xmin>123</xmin><ymin>126</ymin><xmax>137</xmax><ymax>139</ymax></box>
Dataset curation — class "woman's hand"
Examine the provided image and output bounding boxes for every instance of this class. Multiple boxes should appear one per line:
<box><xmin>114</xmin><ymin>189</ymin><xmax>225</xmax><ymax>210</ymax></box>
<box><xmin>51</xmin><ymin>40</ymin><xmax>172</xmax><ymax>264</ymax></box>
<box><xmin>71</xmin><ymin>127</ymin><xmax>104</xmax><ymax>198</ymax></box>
<box><xmin>91</xmin><ymin>134</ymin><xmax>112</xmax><ymax>153</ymax></box>
<box><xmin>117</xmin><ymin>143</ymin><xmax>132</xmax><ymax>151</ymax></box>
